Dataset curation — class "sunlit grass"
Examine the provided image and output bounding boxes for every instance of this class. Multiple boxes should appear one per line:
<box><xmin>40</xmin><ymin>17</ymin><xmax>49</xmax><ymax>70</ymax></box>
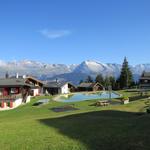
<box><xmin>0</xmin><ymin>90</ymin><xmax>149</xmax><ymax>150</ymax></box>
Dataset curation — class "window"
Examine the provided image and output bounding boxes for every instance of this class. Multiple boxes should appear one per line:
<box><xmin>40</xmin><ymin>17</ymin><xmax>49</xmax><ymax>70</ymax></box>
<box><xmin>11</xmin><ymin>88</ymin><xmax>19</xmax><ymax>94</ymax></box>
<box><xmin>144</xmin><ymin>80</ymin><xmax>148</xmax><ymax>83</ymax></box>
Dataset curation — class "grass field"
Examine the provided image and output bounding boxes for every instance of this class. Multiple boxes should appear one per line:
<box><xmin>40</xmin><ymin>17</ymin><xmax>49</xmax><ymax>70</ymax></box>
<box><xmin>0</xmin><ymin>91</ymin><xmax>150</xmax><ymax>150</ymax></box>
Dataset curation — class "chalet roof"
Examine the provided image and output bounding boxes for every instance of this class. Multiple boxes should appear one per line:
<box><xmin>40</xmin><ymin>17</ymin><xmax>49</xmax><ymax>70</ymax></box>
<box><xmin>140</xmin><ymin>72</ymin><xmax>150</xmax><ymax>80</ymax></box>
<box><xmin>78</xmin><ymin>82</ymin><xmax>94</xmax><ymax>88</ymax></box>
<box><xmin>0</xmin><ymin>78</ymin><xmax>32</xmax><ymax>87</ymax></box>
<box><xmin>142</xmin><ymin>72</ymin><xmax>150</xmax><ymax>77</ymax></box>
<box><xmin>26</xmin><ymin>76</ymin><xmax>44</xmax><ymax>85</ymax></box>
<box><xmin>78</xmin><ymin>82</ymin><xmax>103</xmax><ymax>88</ymax></box>
<box><xmin>44</xmin><ymin>81</ymin><xmax>72</xmax><ymax>88</ymax></box>
<box><xmin>140</xmin><ymin>77</ymin><xmax>150</xmax><ymax>80</ymax></box>
<box><xmin>8</xmin><ymin>76</ymin><xmax>44</xmax><ymax>87</ymax></box>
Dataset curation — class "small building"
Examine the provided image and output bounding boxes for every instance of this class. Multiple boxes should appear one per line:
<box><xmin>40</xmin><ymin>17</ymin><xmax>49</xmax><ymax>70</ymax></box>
<box><xmin>44</xmin><ymin>81</ymin><xmax>76</xmax><ymax>95</ymax></box>
<box><xmin>0</xmin><ymin>78</ymin><xmax>32</xmax><ymax>109</ymax></box>
<box><xmin>78</xmin><ymin>82</ymin><xmax>104</xmax><ymax>92</ymax></box>
<box><xmin>139</xmin><ymin>72</ymin><xmax>150</xmax><ymax>90</ymax></box>
<box><xmin>0</xmin><ymin>76</ymin><xmax>44</xmax><ymax>110</ymax></box>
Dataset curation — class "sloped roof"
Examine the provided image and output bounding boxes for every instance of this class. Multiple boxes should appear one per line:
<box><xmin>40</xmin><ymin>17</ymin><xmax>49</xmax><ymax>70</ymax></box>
<box><xmin>0</xmin><ymin>78</ymin><xmax>32</xmax><ymax>87</ymax></box>
<box><xmin>26</xmin><ymin>76</ymin><xmax>44</xmax><ymax>85</ymax></box>
<box><xmin>142</xmin><ymin>72</ymin><xmax>150</xmax><ymax>77</ymax></box>
<box><xmin>140</xmin><ymin>72</ymin><xmax>150</xmax><ymax>80</ymax></box>
<box><xmin>78</xmin><ymin>82</ymin><xmax>103</xmax><ymax>88</ymax></box>
<box><xmin>78</xmin><ymin>82</ymin><xmax>94</xmax><ymax>88</ymax></box>
<box><xmin>78</xmin><ymin>82</ymin><xmax>93</xmax><ymax>87</ymax></box>
<box><xmin>44</xmin><ymin>81</ymin><xmax>68</xmax><ymax>88</ymax></box>
<box><xmin>140</xmin><ymin>77</ymin><xmax>150</xmax><ymax>80</ymax></box>
<box><xmin>44</xmin><ymin>81</ymin><xmax>75</xmax><ymax>88</ymax></box>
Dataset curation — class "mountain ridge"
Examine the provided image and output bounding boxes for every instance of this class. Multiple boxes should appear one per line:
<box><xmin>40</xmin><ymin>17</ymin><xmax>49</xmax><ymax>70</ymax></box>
<box><xmin>0</xmin><ymin>59</ymin><xmax>149</xmax><ymax>84</ymax></box>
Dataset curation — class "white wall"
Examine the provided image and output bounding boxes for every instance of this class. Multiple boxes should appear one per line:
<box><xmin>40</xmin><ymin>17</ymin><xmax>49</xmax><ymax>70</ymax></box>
<box><xmin>0</xmin><ymin>96</ymin><xmax>31</xmax><ymax>110</ymax></box>
<box><xmin>61</xmin><ymin>84</ymin><xmax>69</xmax><ymax>94</ymax></box>
<box><xmin>31</xmin><ymin>89</ymin><xmax>39</xmax><ymax>96</ymax></box>
<box><xmin>26</xmin><ymin>96</ymin><xmax>31</xmax><ymax>103</ymax></box>
<box><xmin>14</xmin><ymin>98</ymin><xmax>22</xmax><ymax>108</ymax></box>
<box><xmin>13</xmin><ymin>96</ymin><xmax>30</xmax><ymax>107</ymax></box>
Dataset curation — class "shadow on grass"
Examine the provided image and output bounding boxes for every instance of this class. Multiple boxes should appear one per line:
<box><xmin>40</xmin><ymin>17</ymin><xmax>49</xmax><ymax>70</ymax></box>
<box><xmin>51</xmin><ymin>104</ymin><xmax>79</xmax><ymax>112</ymax></box>
<box><xmin>129</xmin><ymin>95</ymin><xmax>148</xmax><ymax>101</ymax></box>
<box><xmin>38</xmin><ymin>110</ymin><xmax>150</xmax><ymax>150</ymax></box>
<box><xmin>124</xmin><ymin>90</ymin><xmax>140</xmax><ymax>92</ymax></box>
<box><xmin>123</xmin><ymin>90</ymin><xmax>149</xmax><ymax>101</ymax></box>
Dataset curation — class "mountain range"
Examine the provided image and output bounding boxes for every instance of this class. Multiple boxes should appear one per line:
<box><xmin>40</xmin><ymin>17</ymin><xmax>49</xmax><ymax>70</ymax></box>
<box><xmin>0</xmin><ymin>59</ymin><xmax>150</xmax><ymax>84</ymax></box>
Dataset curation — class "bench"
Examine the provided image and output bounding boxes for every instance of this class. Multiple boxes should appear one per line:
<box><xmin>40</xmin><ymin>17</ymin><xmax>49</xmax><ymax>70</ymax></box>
<box><xmin>95</xmin><ymin>100</ymin><xmax>110</xmax><ymax>106</ymax></box>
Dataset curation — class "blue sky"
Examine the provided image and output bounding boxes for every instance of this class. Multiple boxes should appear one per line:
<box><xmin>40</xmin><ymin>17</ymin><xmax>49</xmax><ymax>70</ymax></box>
<box><xmin>0</xmin><ymin>0</ymin><xmax>150</xmax><ymax>65</ymax></box>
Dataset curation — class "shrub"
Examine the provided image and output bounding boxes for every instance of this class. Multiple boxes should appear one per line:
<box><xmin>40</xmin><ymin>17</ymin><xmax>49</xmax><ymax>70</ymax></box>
<box><xmin>146</xmin><ymin>108</ymin><xmax>150</xmax><ymax>113</ymax></box>
<box><xmin>121</xmin><ymin>96</ymin><xmax>129</xmax><ymax>101</ymax></box>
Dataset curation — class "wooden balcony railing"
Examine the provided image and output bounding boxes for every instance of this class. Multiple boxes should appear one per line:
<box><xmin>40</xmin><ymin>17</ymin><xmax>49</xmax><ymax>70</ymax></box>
<box><xmin>0</xmin><ymin>94</ymin><xmax>22</xmax><ymax>100</ymax></box>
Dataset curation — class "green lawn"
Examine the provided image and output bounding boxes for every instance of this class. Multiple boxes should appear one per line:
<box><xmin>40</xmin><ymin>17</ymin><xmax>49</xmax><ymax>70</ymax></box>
<box><xmin>0</xmin><ymin>91</ymin><xmax>150</xmax><ymax>150</ymax></box>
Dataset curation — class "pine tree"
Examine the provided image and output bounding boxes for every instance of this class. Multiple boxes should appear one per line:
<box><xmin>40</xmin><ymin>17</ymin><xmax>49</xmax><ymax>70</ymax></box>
<box><xmin>95</xmin><ymin>74</ymin><xmax>104</xmax><ymax>85</ymax></box>
<box><xmin>115</xmin><ymin>78</ymin><xmax>120</xmax><ymax>90</ymax></box>
<box><xmin>119</xmin><ymin>57</ymin><xmax>133</xmax><ymax>89</ymax></box>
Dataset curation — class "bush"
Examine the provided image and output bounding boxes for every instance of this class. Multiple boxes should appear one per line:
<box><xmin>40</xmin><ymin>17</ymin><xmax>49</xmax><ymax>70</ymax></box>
<box><xmin>122</xmin><ymin>96</ymin><xmax>129</xmax><ymax>100</ymax></box>
<box><xmin>146</xmin><ymin>108</ymin><xmax>150</xmax><ymax>113</ymax></box>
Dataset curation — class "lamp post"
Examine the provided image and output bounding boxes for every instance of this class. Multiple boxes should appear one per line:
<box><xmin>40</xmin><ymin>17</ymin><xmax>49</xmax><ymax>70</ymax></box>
<box><xmin>108</xmin><ymin>85</ymin><xmax>112</xmax><ymax>101</ymax></box>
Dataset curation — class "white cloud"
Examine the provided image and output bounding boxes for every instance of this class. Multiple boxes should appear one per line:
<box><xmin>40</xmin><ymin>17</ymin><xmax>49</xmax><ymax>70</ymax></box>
<box><xmin>39</xmin><ymin>29</ymin><xmax>71</xmax><ymax>39</ymax></box>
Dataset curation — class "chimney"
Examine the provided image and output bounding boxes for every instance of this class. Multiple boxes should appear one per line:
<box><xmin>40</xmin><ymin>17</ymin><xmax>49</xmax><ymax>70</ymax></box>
<box><xmin>16</xmin><ymin>73</ymin><xmax>19</xmax><ymax>79</ymax></box>
<box><xmin>22</xmin><ymin>75</ymin><xmax>26</xmax><ymax>79</ymax></box>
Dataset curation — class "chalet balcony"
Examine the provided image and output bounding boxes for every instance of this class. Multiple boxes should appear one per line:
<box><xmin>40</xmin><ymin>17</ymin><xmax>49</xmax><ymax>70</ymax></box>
<box><xmin>0</xmin><ymin>94</ymin><xmax>22</xmax><ymax>100</ymax></box>
<box><xmin>0</xmin><ymin>94</ymin><xmax>23</xmax><ymax>109</ymax></box>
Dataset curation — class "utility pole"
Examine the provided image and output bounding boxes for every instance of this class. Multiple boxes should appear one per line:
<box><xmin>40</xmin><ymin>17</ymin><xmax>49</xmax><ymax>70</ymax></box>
<box><xmin>108</xmin><ymin>85</ymin><xmax>112</xmax><ymax>101</ymax></box>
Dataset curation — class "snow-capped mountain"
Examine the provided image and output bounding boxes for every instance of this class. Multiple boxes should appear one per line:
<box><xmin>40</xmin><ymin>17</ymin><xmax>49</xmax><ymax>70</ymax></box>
<box><xmin>46</xmin><ymin>60</ymin><xmax>150</xmax><ymax>84</ymax></box>
<box><xmin>0</xmin><ymin>59</ymin><xmax>150</xmax><ymax>84</ymax></box>
<box><xmin>131</xmin><ymin>64</ymin><xmax>150</xmax><ymax>75</ymax></box>
<box><xmin>0</xmin><ymin>60</ymin><xmax>76</xmax><ymax>78</ymax></box>
<box><xmin>73</xmin><ymin>60</ymin><xmax>121</xmax><ymax>77</ymax></box>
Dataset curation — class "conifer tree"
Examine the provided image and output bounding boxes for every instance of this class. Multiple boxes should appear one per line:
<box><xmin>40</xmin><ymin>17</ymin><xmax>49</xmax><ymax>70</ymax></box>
<box><xmin>119</xmin><ymin>57</ymin><xmax>133</xmax><ymax>89</ymax></box>
<box><xmin>115</xmin><ymin>78</ymin><xmax>120</xmax><ymax>90</ymax></box>
<box><xmin>95</xmin><ymin>74</ymin><xmax>104</xmax><ymax>85</ymax></box>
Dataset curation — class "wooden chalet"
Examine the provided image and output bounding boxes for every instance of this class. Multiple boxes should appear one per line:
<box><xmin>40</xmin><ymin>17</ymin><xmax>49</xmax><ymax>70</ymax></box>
<box><xmin>139</xmin><ymin>72</ymin><xmax>150</xmax><ymax>90</ymax></box>
<box><xmin>44</xmin><ymin>81</ymin><xmax>76</xmax><ymax>95</ymax></box>
<box><xmin>0</xmin><ymin>75</ymin><xmax>44</xmax><ymax>109</ymax></box>
<box><xmin>78</xmin><ymin>82</ymin><xmax>104</xmax><ymax>92</ymax></box>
